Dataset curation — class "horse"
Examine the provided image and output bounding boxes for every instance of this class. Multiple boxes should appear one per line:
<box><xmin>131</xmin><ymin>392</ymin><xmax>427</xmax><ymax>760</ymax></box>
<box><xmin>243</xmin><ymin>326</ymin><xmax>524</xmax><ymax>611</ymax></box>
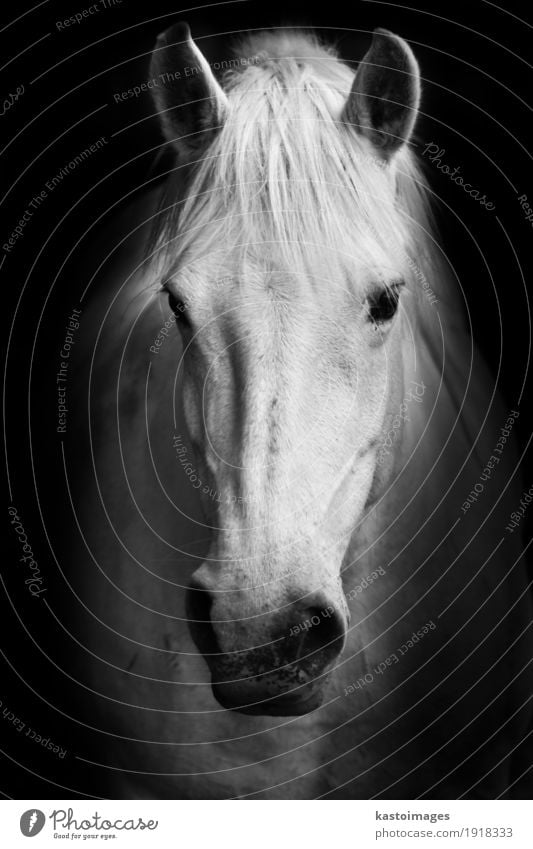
<box><xmin>67</xmin><ymin>24</ymin><xmax>533</xmax><ymax>799</ymax></box>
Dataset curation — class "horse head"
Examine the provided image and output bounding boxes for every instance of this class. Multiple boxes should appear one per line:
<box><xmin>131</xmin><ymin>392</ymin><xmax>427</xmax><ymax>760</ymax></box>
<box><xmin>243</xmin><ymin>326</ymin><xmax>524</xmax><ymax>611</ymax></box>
<box><xmin>149</xmin><ymin>24</ymin><xmax>422</xmax><ymax>714</ymax></box>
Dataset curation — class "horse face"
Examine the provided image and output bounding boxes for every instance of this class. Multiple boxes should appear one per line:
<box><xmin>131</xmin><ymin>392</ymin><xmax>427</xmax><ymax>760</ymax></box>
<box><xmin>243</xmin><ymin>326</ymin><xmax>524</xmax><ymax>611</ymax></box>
<box><xmin>152</xmin><ymin>25</ymin><xmax>420</xmax><ymax>714</ymax></box>
<box><xmin>171</xmin><ymin>255</ymin><xmax>405</xmax><ymax>713</ymax></box>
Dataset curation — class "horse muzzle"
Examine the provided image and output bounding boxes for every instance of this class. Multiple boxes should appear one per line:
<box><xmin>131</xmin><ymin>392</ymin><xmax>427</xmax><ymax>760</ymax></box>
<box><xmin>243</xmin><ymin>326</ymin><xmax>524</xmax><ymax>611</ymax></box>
<box><xmin>186</xmin><ymin>579</ymin><xmax>347</xmax><ymax>715</ymax></box>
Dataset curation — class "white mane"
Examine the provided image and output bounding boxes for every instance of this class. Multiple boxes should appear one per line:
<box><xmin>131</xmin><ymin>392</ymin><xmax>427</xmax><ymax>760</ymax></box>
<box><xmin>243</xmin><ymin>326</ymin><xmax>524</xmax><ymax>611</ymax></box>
<box><xmin>148</xmin><ymin>31</ymin><xmax>449</xmax><ymax>319</ymax></box>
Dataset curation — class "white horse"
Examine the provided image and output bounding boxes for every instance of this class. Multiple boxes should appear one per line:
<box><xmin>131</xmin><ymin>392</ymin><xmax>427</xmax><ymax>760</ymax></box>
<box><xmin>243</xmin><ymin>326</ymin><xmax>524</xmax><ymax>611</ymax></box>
<box><xmin>68</xmin><ymin>24</ymin><xmax>533</xmax><ymax>798</ymax></box>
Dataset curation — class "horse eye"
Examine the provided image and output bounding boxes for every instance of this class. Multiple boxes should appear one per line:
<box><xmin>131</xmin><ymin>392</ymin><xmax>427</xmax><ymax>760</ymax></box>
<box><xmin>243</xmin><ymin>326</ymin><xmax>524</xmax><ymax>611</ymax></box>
<box><xmin>168</xmin><ymin>291</ymin><xmax>190</xmax><ymax>327</ymax></box>
<box><xmin>367</xmin><ymin>285</ymin><xmax>402</xmax><ymax>324</ymax></box>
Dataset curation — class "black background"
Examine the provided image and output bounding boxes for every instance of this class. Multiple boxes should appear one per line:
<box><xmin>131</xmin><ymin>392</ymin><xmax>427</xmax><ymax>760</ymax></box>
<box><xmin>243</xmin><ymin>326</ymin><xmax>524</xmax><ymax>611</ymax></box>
<box><xmin>2</xmin><ymin>0</ymin><xmax>532</xmax><ymax>798</ymax></box>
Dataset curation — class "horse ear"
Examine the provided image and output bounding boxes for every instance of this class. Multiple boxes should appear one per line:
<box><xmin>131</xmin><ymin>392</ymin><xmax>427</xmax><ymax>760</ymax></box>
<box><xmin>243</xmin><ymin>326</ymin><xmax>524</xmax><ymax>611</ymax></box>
<box><xmin>342</xmin><ymin>28</ymin><xmax>420</xmax><ymax>158</ymax></box>
<box><xmin>150</xmin><ymin>22</ymin><xmax>228</xmax><ymax>158</ymax></box>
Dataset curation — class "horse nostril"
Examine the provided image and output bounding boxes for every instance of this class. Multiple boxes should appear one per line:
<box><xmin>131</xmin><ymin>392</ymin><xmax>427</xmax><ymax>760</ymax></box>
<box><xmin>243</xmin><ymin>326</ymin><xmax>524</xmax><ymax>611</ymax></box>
<box><xmin>185</xmin><ymin>582</ymin><xmax>346</xmax><ymax>714</ymax></box>
<box><xmin>186</xmin><ymin>580</ymin><xmax>220</xmax><ymax>657</ymax></box>
<box><xmin>292</xmin><ymin>605</ymin><xmax>346</xmax><ymax>667</ymax></box>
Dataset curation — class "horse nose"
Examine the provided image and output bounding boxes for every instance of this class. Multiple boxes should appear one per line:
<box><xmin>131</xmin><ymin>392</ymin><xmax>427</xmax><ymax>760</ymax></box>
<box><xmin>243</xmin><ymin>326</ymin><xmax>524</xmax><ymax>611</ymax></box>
<box><xmin>289</xmin><ymin>603</ymin><xmax>346</xmax><ymax>666</ymax></box>
<box><xmin>186</xmin><ymin>575</ymin><xmax>347</xmax><ymax>715</ymax></box>
<box><xmin>186</xmin><ymin>576</ymin><xmax>345</xmax><ymax>658</ymax></box>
